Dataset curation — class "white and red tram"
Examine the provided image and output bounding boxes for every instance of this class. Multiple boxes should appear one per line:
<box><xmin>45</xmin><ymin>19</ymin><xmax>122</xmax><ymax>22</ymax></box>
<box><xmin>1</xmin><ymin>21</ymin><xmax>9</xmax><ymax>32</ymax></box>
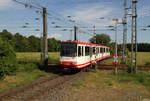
<box><xmin>60</xmin><ymin>41</ymin><xmax>110</xmax><ymax>69</ymax></box>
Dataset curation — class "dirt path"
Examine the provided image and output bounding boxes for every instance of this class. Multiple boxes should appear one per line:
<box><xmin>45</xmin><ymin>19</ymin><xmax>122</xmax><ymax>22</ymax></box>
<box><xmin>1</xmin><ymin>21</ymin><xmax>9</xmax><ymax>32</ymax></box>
<box><xmin>0</xmin><ymin>71</ymin><xmax>88</xmax><ymax>101</ymax></box>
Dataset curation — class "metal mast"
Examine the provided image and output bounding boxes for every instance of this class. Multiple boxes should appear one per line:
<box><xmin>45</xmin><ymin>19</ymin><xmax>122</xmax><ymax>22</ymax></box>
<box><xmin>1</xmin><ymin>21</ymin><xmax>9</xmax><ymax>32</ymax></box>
<box><xmin>94</xmin><ymin>25</ymin><xmax>97</xmax><ymax>70</ymax></box>
<box><xmin>131</xmin><ymin>0</ymin><xmax>138</xmax><ymax>73</ymax></box>
<box><xmin>113</xmin><ymin>18</ymin><xmax>118</xmax><ymax>75</ymax></box>
<box><xmin>94</xmin><ymin>25</ymin><xmax>96</xmax><ymax>44</ymax></box>
<box><xmin>122</xmin><ymin>0</ymin><xmax>127</xmax><ymax>64</ymax></box>
<box><xmin>42</xmin><ymin>7</ymin><xmax>48</xmax><ymax>66</ymax></box>
<box><xmin>74</xmin><ymin>26</ymin><xmax>78</xmax><ymax>41</ymax></box>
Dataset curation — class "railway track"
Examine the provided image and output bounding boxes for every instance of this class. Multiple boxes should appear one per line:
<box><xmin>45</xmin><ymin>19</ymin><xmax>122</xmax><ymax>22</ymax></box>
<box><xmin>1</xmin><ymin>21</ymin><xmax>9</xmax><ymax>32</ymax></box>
<box><xmin>0</xmin><ymin>71</ymin><xmax>87</xmax><ymax>101</ymax></box>
<box><xmin>97</xmin><ymin>63</ymin><xmax>150</xmax><ymax>71</ymax></box>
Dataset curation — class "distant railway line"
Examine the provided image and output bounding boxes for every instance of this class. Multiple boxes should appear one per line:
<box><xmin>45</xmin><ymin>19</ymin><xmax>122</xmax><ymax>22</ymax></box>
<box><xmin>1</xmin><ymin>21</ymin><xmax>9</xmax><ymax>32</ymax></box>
<box><xmin>97</xmin><ymin>63</ymin><xmax>150</xmax><ymax>71</ymax></box>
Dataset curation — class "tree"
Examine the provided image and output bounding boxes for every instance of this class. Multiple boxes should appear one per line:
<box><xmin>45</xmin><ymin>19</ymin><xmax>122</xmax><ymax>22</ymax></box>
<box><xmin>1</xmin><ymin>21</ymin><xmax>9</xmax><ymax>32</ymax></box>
<box><xmin>28</xmin><ymin>35</ymin><xmax>41</xmax><ymax>52</ymax></box>
<box><xmin>13</xmin><ymin>33</ymin><xmax>30</xmax><ymax>52</ymax></box>
<box><xmin>110</xmin><ymin>42</ymin><xmax>115</xmax><ymax>54</ymax></box>
<box><xmin>48</xmin><ymin>38</ymin><xmax>61</xmax><ymax>52</ymax></box>
<box><xmin>0</xmin><ymin>29</ymin><xmax>15</xmax><ymax>47</ymax></box>
<box><xmin>0</xmin><ymin>37</ymin><xmax>17</xmax><ymax>79</ymax></box>
<box><xmin>89</xmin><ymin>34</ymin><xmax>111</xmax><ymax>46</ymax></box>
<box><xmin>0</xmin><ymin>29</ymin><xmax>61</xmax><ymax>52</ymax></box>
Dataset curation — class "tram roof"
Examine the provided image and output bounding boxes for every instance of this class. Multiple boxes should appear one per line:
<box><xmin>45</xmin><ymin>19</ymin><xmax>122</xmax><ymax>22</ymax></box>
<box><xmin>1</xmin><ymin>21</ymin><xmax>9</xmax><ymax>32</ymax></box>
<box><xmin>61</xmin><ymin>41</ymin><xmax>109</xmax><ymax>48</ymax></box>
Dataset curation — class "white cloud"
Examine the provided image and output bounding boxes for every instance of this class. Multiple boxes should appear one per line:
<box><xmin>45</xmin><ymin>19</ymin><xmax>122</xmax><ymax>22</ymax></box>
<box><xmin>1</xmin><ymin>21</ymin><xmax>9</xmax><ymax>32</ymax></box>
<box><xmin>0</xmin><ymin>0</ymin><xmax>14</xmax><ymax>10</ymax></box>
<box><xmin>0</xmin><ymin>0</ymin><xmax>24</xmax><ymax>11</ymax></box>
<box><xmin>48</xmin><ymin>34</ymin><xmax>62</xmax><ymax>39</ymax></box>
<box><xmin>30</xmin><ymin>33</ymin><xmax>62</xmax><ymax>39</ymax></box>
<box><xmin>63</xmin><ymin>3</ymin><xmax>116</xmax><ymax>27</ymax></box>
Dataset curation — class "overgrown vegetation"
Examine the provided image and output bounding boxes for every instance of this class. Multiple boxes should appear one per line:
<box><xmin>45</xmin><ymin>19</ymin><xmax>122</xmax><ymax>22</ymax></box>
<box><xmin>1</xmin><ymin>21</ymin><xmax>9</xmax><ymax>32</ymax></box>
<box><xmin>145</xmin><ymin>62</ymin><xmax>150</xmax><ymax>66</ymax></box>
<box><xmin>0</xmin><ymin>37</ymin><xmax>17</xmax><ymax>79</ymax></box>
<box><xmin>100</xmin><ymin>71</ymin><xmax>150</xmax><ymax>88</ymax></box>
<box><xmin>18</xmin><ymin>63</ymin><xmax>38</xmax><ymax>72</ymax></box>
<box><xmin>0</xmin><ymin>69</ymin><xmax>52</xmax><ymax>93</ymax></box>
<box><xmin>89</xmin><ymin>34</ymin><xmax>111</xmax><ymax>46</ymax></box>
<box><xmin>87</xmin><ymin>71</ymin><xmax>150</xmax><ymax>90</ymax></box>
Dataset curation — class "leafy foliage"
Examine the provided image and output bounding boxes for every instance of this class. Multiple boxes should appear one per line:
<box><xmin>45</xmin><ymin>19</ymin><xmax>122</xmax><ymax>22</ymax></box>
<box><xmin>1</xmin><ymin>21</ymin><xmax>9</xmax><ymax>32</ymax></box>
<box><xmin>18</xmin><ymin>63</ymin><xmax>37</xmax><ymax>72</ymax></box>
<box><xmin>0</xmin><ymin>37</ymin><xmax>17</xmax><ymax>79</ymax></box>
<box><xmin>48</xmin><ymin>38</ymin><xmax>61</xmax><ymax>52</ymax></box>
<box><xmin>126</xmin><ymin>43</ymin><xmax>150</xmax><ymax>52</ymax></box>
<box><xmin>89</xmin><ymin>34</ymin><xmax>111</xmax><ymax>46</ymax></box>
<box><xmin>0</xmin><ymin>29</ymin><xmax>61</xmax><ymax>52</ymax></box>
<box><xmin>109</xmin><ymin>42</ymin><xmax>115</xmax><ymax>54</ymax></box>
<box><xmin>145</xmin><ymin>62</ymin><xmax>150</xmax><ymax>66</ymax></box>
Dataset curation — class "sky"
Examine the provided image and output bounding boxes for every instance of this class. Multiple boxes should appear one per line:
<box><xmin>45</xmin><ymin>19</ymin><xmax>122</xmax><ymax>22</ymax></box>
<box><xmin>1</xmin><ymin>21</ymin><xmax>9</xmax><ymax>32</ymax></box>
<box><xmin>0</xmin><ymin>0</ymin><xmax>150</xmax><ymax>43</ymax></box>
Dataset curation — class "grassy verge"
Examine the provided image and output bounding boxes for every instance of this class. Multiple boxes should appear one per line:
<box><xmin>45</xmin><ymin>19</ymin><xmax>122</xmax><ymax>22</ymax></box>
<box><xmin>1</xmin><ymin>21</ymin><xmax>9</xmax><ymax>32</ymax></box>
<box><xmin>0</xmin><ymin>52</ymin><xmax>60</xmax><ymax>93</ymax></box>
<box><xmin>97</xmin><ymin>71</ymin><xmax>150</xmax><ymax>89</ymax></box>
<box><xmin>71</xmin><ymin>70</ymin><xmax>150</xmax><ymax>95</ymax></box>
<box><xmin>71</xmin><ymin>70</ymin><xmax>150</xmax><ymax>90</ymax></box>
<box><xmin>0</xmin><ymin>68</ymin><xmax>53</xmax><ymax>93</ymax></box>
<box><xmin>0</xmin><ymin>63</ymin><xmax>57</xmax><ymax>93</ymax></box>
<box><xmin>137</xmin><ymin>52</ymin><xmax>150</xmax><ymax>66</ymax></box>
<box><xmin>70</xmin><ymin>71</ymin><xmax>150</xmax><ymax>100</ymax></box>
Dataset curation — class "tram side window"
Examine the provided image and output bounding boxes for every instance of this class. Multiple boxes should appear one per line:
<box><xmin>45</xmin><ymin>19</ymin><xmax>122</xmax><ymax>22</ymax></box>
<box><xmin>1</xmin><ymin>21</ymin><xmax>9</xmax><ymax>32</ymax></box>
<box><xmin>85</xmin><ymin>46</ymin><xmax>90</xmax><ymax>56</ymax></box>
<box><xmin>90</xmin><ymin>47</ymin><xmax>93</xmax><ymax>56</ymax></box>
<box><xmin>107</xmin><ymin>48</ymin><xmax>109</xmax><ymax>52</ymax></box>
<box><xmin>103</xmin><ymin>48</ymin><xmax>104</xmax><ymax>53</ymax></box>
<box><xmin>93</xmin><ymin>47</ymin><xmax>95</xmax><ymax>54</ymax></box>
<box><xmin>96</xmin><ymin>47</ymin><xmax>99</xmax><ymax>55</ymax></box>
<box><xmin>78</xmin><ymin>46</ymin><xmax>81</xmax><ymax>57</ymax></box>
<box><xmin>100</xmin><ymin>47</ymin><xmax>103</xmax><ymax>53</ymax></box>
<box><xmin>103</xmin><ymin>48</ymin><xmax>105</xmax><ymax>53</ymax></box>
<box><xmin>82</xmin><ymin>46</ymin><xmax>84</xmax><ymax>56</ymax></box>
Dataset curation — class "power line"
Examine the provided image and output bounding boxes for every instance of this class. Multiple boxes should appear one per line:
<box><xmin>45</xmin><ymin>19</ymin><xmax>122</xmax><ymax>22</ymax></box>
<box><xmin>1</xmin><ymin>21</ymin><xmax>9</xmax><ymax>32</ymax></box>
<box><xmin>13</xmin><ymin>0</ymin><xmax>42</xmax><ymax>10</ymax></box>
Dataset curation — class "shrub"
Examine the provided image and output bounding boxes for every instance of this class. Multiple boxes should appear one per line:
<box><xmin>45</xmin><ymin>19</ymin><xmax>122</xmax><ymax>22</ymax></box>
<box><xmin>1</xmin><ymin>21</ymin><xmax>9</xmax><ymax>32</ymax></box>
<box><xmin>18</xmin><ymin>63</ymin><xmax>37</xmax><ymax>72</ymax></box>
<box><xmin>145</xmin><ymin>62</ymin><xmax>150</xmax><ymax>66</ymax></box>
<box><xmin>0</xmin><ymin>38</ymin><xmax>17</xmax><ymax>79</ymax></box>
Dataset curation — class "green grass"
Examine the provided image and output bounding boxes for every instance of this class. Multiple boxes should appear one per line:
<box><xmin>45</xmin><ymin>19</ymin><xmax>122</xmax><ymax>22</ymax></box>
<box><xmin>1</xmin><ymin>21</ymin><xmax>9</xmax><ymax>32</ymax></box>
<box><xmin>93</xmin><ymin>70</ymin><xmax>150</xmax><ymax>90</ymax></box>
<box><xmin>48</xmin><ymin>52</ymin><xmax>60</xmax><ymax>62</ymax></box>
<box><xmin>0</xmin><ymin>69</ymin><xmax>53</xmax><ymax>93</ymax></box>
<box><xmin>71</xmin><ymin>71</ymin><xmax>150</xmax><ymax>98</ymax></box>
<box><xmin>78</xmin><ymin>70</ymin><xmax>150</xmax><ymax>92</ymax></box>
<box><xmin>137</xmin><ymin>52</ymin><xmax>150</xmax><ymax>66</ymax></box>
<box><xmin>16</xmin><ymin>52</ymin><xmax>60</xmax><ymax>63</ymax></box>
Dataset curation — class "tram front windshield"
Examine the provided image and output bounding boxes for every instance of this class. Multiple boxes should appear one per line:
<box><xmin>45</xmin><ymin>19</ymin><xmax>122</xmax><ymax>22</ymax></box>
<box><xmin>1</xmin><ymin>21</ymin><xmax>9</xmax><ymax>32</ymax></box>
<box><xmin>60</xmin><ymin>43</ymin><xmax>77</xmax><ymax>57</ymax></box>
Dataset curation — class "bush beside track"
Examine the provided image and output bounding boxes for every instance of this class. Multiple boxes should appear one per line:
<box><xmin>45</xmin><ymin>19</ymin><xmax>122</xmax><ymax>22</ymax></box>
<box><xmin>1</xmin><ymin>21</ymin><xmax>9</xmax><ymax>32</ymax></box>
<box><xmin>0</xmin><ymin>38</ymin><xmax>17</xmax><ymax>79</ymax></box>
